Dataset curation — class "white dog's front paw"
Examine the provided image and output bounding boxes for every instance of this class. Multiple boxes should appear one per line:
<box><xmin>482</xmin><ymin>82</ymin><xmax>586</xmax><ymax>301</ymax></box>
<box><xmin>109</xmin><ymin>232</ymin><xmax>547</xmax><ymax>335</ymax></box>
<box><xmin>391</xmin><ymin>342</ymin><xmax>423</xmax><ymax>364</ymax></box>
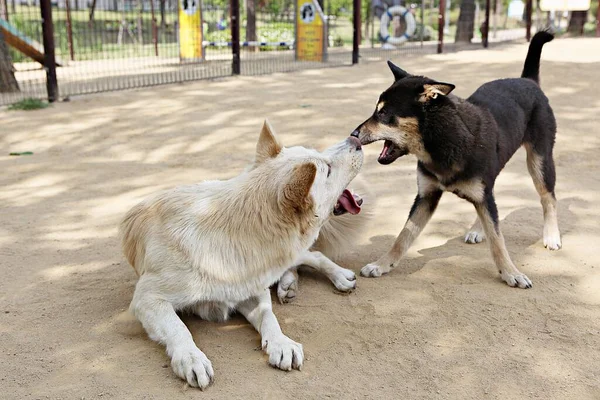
<box><xmin>501</xmin><ymin>271</ymin><xmax>533</xmax><ymax>289</ymax></box>
<box><xmin>171</xmin><ymin>346</ymin><xmax>214</xmax><ymax>389</ymax></box>
<box><xmin>464</xmin><ymin>230</ymin><xmax>485</xmax><ymax>244</ymax></box>
<box><xmin>262</xmin><ymin>335</ymin><xmax>303</xmax><ymax>371</ymax></box>
<box><xmin>360</xmin><ymin>262</ymin><xmax>390</xmax><ymax>278</ymax></box>
<box><xmin>330</xmin><ymin>267</ymin><xmax>357</xmax><ymax>292</ymax></box>
<box><xmin>277</xmin><ymin>273</ymin><xmax>298</xmax><ymax>304</ymax></box>
<box><xmin>543</xmin><ymin>227</ymin><xmax>562</xmax><ymax>250</ymax></box>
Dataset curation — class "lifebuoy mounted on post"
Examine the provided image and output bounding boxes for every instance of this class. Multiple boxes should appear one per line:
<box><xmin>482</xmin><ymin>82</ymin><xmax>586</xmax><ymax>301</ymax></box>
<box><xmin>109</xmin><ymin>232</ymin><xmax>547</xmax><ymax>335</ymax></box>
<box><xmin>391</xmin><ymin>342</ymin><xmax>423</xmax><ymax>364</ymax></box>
<box><xmin>380</xmin><ymin>5</ymin><xmax>416</xmax><ymax>46</ymax></box>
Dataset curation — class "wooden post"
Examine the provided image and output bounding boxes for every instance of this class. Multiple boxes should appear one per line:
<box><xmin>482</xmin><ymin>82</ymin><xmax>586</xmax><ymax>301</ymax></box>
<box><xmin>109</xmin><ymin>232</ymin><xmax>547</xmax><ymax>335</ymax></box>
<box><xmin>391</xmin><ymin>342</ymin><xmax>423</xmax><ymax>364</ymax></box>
<box><xmin>231</xmin><ymin>0</ymin><xmax>240</xmax><ymax>74</ymax></box>
<box><xmin>40</xmin><ymin>0</ymin><xmax>58</xmax><ymax>102</ymax></box>
<box><xmin>149</xmin><ymin>0</ymin><xmax>158</xmax><ymax>56</ymax></box>
<box><xmin>89</xmin><ymin>0</ymin><xmax>97</xmax><ymax>26</ymax></box>
<box><xmin>596</xmin><ymin>0</ymin><xmax>600</xmax><ymax>37</ymax></box>
<box><xmin>525</xmin><ymin>0</ymin><xmax>532</xmax><ymax>41</ymax></box>
<box><xmin>352</xmin><ymin>0</ymin><xmax>360</xmax><ymax>63</ymax></box>
<box><xmin>483</xmin><ymin>0</ymin><xmax>490</xmax><ymax>47</ymax></box>
<box><xmin>0</xmin><ymin>0</ymin><xmax>9</xmax><ymax>21</ymax></box>
<box><xmin>65</xmin><ymin>0</ymin><xmax>75</xmax><ymax>61</ymax></box>
<box><xmin>438</xmin><ymin>0</ymin><xmax>445</xmax><ymax>53</ymax></box>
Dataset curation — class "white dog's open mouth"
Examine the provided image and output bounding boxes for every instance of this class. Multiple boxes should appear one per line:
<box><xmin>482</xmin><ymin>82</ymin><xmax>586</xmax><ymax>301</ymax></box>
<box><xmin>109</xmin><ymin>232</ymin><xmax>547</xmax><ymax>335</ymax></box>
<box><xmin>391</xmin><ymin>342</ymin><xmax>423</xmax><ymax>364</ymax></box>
<box><xmin>333</xmin><ymin>189</ymin><xmax>362</xmax><ymax>216</ymax></box>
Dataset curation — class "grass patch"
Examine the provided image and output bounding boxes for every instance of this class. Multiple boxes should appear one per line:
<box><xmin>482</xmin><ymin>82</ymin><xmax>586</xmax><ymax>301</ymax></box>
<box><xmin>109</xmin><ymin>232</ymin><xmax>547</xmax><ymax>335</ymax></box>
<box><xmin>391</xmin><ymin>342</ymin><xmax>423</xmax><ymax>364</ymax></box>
<box><xmin>8</xmin><ymin>98</ymin><xmax>49</xmax><ymax>111</ymax></box>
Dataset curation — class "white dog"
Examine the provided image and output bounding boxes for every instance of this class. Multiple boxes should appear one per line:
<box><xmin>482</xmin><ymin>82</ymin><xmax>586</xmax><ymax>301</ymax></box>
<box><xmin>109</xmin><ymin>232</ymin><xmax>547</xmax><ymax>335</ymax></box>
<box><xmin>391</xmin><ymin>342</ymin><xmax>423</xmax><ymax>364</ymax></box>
<box><xmin>119</xmin><ymin>121</ymin><xmax>365</xmax><ymax>389</ymax></box>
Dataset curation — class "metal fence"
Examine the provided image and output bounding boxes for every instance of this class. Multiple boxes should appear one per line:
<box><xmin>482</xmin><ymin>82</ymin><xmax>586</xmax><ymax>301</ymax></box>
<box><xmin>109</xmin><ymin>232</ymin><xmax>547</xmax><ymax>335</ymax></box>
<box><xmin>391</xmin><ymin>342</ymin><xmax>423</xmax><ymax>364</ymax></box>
<box><xmin>1</xmin><ymin>0</ymin><xmax>542</xmax><ymax>105</ymax></box>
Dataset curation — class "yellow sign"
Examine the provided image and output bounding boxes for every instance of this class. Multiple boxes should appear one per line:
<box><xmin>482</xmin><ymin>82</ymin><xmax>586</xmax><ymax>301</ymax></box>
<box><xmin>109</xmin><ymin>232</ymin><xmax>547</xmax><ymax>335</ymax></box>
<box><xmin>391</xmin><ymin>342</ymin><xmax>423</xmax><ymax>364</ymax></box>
<box><xmin>296</xmin><ymin>0</ymin><xmax>326</xmax><ymax>62</ymax></box>
<box><xmin>540</xmin><ymin>0</ymin><xmax>590</xmax><ymax>10</ymax></box>
<box><xmin>179</xmin><ymin>0</ymin><xmax>203</xmax><ymax>61</ymax></box>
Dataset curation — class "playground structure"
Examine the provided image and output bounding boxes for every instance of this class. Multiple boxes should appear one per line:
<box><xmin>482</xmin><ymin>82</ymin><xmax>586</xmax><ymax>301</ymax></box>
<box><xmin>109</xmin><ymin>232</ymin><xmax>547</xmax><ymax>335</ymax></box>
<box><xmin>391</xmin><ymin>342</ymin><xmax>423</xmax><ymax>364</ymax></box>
<box><xmin>0</xmin><ymin>18</ymin><xmax>62</xmax><ymax>65</ymax></box>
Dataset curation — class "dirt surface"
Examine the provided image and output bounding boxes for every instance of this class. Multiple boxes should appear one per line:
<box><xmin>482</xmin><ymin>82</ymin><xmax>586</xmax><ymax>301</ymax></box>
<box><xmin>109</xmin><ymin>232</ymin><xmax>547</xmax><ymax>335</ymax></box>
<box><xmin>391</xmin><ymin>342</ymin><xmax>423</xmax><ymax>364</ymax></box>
<box><xmin>2</xmin><ymin>38</ymin><xmax>599</xmax><ymax>400</ymax></box>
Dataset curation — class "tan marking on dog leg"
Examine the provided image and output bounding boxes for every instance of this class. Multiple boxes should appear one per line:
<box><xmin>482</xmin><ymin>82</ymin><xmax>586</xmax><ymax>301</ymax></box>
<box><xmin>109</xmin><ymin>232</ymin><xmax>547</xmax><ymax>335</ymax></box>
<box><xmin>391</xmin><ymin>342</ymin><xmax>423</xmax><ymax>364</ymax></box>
<box><xmin>525</xmin><ymin>144</ymin><xmax>562</xmax><ymax>250</ymax></box>
<box><xmin>474</xmin><ymin>204</ymin><xmax>532</xmax><ymax>288</ymax></box>
<box><xmin>447</xmin><ymin>179</ymin><xmax>485</xmax><ymax>203</ymax></box>
<box><xmin>541</xmin><ymin>192</ymin><xmax>561</xmax><ymax>250</ymax></box>
<box><xmin>465</xmin><ymin>216</ymin><xmax>485</xmax><ymax>244</ymax></box>
<box><xmin>361</xmin><ymin>190</ymin><xmax>440</xmax><ymax>277</ymax></box>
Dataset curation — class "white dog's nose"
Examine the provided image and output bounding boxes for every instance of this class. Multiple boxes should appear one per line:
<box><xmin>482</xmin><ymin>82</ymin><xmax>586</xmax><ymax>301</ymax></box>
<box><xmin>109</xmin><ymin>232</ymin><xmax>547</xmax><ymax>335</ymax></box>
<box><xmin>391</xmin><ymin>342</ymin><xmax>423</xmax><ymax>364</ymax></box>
<box><xmin>347</xmin><ymin>136</ymin><xmax>362</xmax><ymax>151</ymax></box>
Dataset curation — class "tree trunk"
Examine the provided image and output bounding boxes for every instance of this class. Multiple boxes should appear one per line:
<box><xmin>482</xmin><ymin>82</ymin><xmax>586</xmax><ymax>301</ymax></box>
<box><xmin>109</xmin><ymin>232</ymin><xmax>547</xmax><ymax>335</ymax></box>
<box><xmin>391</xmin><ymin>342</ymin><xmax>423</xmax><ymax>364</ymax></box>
<box><xmin>455</xmin><ymin>0</ymin><xmax>476</xmax><ymax>42</ymax></box>
<box><xmin>1</xmin><ymin>0</ymin><xmax>9</xmax><ymax>21</ymax></box>
<box><xmin>0</xmin><ymin>28</ymin><xmax>20</xmax><ymax>93</ymax></box>
<box><xmin>567</xmin><ymin>10</ymin><xmax>587</xmax><ymax>35</ymax></box>
<box><xmin>246</xmin><ymin>0</ymin><xmax>257</xmax><ymax>42</ymax></box>
<box><xmin>160</xmin><ymin>0</ymin><xmax>166</xmax><ymax>31</ymax></box>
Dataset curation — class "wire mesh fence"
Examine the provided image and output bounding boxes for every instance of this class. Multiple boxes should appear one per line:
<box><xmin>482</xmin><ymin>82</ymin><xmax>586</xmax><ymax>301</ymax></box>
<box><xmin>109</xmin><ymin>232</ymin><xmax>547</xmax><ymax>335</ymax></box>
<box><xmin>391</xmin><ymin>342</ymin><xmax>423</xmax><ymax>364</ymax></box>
<box><xmin>1</xmin><ymin>0</ymin><xmax>538</xmax><ymax>106</ymax></box>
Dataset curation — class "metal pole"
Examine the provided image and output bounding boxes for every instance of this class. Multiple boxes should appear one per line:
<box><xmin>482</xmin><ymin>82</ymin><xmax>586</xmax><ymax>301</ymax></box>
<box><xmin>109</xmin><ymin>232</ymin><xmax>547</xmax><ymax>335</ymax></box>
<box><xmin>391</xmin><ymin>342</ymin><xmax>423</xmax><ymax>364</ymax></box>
<box><xmin>437</xmin><ymin>0</ymin><xmax>445</xmax><ymax>53</ymax></box>
<box><xmin>40</xmin><ymin>0</ymin><xmax>58</xmax><ymax>102</ymax></box>
<box><xmin>483</xmin><ymin>0</ymin><xmax>490</xmax><ymax>47</ymax></box>
<box><xmin>65</xmin><ymin>0</ymin><xmax>75</xmax><ymax>61</ymax></box>
<box><xmin>492</xmin><ymin>0</ymin><xmax>497</xmax><ymax>38</ymax></box>
<box><xmin>149</xmin><ymin>0</ymin><xmax>159</xmax><ymax>56</ymax></box>
<box><xmin>420</xmin><ymin>0</ymin><xmax>425</xmax><ymax>48</ymax></box>
<box><xmin>525</xmin><ymin>0</ymin><xmax>532</xmax><ymax>41</ymax></box>
<box><xmin>352</xmin><ymin>0</ymin><xmax>360</xmax><ymax>63</ymax></box>
<box><xmin>231</xmin><ymin>0</ymin><xmax>241</xmax><ymax>74</ymax></box>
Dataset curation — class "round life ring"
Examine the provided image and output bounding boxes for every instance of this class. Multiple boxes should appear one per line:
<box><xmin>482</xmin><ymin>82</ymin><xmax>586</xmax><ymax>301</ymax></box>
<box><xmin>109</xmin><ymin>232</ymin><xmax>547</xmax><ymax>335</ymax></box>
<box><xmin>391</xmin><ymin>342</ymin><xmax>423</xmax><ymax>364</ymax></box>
<box><xmin>380</xmin><ymin>5</ymin><xmax>416</xmax><ymax>45</ymax></box>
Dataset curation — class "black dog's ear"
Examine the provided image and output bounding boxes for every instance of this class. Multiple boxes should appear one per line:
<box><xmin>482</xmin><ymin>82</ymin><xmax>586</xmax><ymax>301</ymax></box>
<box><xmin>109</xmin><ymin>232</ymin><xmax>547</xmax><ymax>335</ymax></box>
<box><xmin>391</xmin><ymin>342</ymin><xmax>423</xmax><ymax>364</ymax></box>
<box><xmin>419</xmin><ymin>82</ymin><xmax>455</xmax><ymax>102</ymax></box>
<box><xmin>387</xmin><ymin>60</ymin><xmax>410</xmax><ymax>81</ymax></box>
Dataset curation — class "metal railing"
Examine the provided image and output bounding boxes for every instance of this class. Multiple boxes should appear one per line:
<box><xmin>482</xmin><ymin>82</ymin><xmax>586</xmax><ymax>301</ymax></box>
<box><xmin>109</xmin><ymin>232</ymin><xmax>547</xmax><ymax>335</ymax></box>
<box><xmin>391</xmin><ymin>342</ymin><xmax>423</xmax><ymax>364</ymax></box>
<box><xmin>0</xmin><ymin>0</ymin><xmax>545</xmax><ymax>106</ymax></box>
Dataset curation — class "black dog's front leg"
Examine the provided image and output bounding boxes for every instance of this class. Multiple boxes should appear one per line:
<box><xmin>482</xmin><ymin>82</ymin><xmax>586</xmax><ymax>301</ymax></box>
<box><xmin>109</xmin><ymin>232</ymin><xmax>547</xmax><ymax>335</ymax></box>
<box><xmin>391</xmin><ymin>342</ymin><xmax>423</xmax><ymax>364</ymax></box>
<box><xmin>361</xmin><ymin>189</ymin><xmax>443</xmax><ymax>277</ymax></box>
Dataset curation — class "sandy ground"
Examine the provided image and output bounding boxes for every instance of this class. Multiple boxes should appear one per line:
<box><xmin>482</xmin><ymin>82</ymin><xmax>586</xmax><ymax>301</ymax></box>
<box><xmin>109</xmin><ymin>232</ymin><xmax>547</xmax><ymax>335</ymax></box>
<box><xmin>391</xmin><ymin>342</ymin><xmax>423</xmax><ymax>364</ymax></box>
<box><xmin>2</xmin><ymin>37</ymin><xmax>600</xmax><ymax>400</ymax></box>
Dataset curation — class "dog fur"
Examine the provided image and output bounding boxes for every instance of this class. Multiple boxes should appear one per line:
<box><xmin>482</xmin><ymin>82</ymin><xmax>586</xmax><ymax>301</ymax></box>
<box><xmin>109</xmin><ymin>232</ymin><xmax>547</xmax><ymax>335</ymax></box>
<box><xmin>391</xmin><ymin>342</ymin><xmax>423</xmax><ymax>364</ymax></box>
<box><xmin>276</xmin><ymin>178</ymin><xmax>374</xmax><ymax>302</ymax></box>
<box><xmin>351</xmin><ymin>31</ymin><xmax>560</xmax><ymax>288</ymax></box>
<box><xmin>119</xmin><ymin>121</ymin><xmax>365</xmax><ymax>389</ymax></box>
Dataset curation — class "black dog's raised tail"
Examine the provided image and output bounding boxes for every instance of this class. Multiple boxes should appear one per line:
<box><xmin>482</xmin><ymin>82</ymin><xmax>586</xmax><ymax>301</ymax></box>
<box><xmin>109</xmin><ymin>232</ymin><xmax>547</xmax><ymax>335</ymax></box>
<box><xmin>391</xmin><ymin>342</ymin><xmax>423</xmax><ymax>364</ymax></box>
<box><xmin>521</xmin><ymin>30</ymin><xmax>554</xmax><ymax>84</ymax></box>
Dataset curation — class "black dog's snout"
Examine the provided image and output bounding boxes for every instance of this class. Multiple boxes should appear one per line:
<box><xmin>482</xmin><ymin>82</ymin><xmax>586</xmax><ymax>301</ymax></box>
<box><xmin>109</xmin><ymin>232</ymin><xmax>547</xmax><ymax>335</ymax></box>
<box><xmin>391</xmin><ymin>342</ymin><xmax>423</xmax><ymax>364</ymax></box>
<box><xmin>350</xmin><ymin>129</ymin><xmax>360</xmax><ymax>138</ymax></box>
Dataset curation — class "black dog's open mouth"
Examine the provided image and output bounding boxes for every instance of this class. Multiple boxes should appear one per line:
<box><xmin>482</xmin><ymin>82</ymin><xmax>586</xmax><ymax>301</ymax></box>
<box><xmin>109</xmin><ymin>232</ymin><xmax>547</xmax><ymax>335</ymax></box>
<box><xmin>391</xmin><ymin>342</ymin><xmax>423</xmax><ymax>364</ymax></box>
<box><xmin>333</xmin><ymin>189</ymin><xmax>363</xmax><ymax>216</ymax></box>
<box><xmin>378</xmin><ymin>140</ymin><xmax>408</xmax><ymax>165</ymax></box>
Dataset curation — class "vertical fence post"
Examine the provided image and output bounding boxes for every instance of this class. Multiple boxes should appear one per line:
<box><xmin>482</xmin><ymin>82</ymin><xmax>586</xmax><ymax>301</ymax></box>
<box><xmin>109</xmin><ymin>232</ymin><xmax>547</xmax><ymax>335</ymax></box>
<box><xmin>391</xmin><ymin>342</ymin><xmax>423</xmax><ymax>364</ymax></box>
<box><xmin>65</xmin><ymin>0</ymin><xmax>75</xmax><ymax>61</ymax></box>
<box><xmin>40</xmin><ymin>0</ymin><xmax>58</xmax><ymax>102</ymax></box>
<box><xmin>525</xmin><ymin>0</ymin><xmax>532</xmax><ymax>41</ymax></box>
<box><xmin>420</xmin><ymin>0</ymin><xmax>425</xmax><ymax>48</ymax></box>
<box><xmin>149</xmin><ymin>0</ymin><xmax>159</xmax><ymax>56</ymax></box>
<box><xmin>596</xmin><ymin>0</ymin><xmax>600</xmax><ymax>37</ymax></box>
<box><xmin>483</xmin><ymin>0</ymin><xmax>490</xmax><ymax>47</ymax></box>
<box><xmin>437</xmin><ymin>0</ymin><xmax>445</xmax><ymax>53</ymax></box>
<box><xmin>231</xmin><ymin>0</ymin><xmax>241</xmax><ymax>74</ymax></box>
<box><xmin>352</xmin><ymin>0</ymin><xmax>360</xmax><ymax>64</ymax></box>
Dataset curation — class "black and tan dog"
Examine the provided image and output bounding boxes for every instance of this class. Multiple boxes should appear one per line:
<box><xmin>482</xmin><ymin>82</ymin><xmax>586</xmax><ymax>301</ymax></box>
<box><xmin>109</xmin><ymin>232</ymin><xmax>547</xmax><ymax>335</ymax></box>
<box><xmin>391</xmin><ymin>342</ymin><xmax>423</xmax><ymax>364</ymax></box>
<box><xmin>351</xmin><ymin>31</ymin><xmax>561</xmax><ymax>288</ymax></box>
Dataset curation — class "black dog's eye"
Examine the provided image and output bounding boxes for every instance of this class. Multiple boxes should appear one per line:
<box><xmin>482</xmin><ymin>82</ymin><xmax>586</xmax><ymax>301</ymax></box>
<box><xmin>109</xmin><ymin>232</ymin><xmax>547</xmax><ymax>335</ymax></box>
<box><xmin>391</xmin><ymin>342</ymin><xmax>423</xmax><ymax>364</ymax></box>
<box><xmin>327</xmin><ymin>164</ymin><xmax>332</xmax><ymax>177</ymax></box>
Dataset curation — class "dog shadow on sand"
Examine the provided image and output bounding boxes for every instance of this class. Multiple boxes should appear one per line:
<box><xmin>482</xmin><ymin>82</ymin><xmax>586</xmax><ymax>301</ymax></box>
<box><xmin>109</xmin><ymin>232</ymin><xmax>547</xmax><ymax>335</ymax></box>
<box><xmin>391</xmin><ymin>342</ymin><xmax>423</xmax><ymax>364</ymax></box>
<box><xmin>298</xmin><ymin>197</ymin><xmax>582</xmax><ymax>289</ymax></box>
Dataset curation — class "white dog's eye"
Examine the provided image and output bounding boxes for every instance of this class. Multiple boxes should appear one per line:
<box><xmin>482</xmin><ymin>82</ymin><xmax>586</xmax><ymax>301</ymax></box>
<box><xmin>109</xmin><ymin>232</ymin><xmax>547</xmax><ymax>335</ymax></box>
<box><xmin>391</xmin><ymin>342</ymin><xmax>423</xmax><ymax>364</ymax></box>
<box><xmin>327</xmin><ymin>164</ymin><xmax>332</xmax><ymax>178</ymax></box>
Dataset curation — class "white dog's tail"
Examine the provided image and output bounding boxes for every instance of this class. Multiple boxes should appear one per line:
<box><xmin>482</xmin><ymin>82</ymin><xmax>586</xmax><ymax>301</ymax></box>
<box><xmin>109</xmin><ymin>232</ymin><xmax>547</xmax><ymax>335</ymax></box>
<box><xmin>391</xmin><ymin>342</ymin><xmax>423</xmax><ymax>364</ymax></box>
<box><xmin>312</xmin><ymin>178</ymin><xmax>375</xmax><ymax>261</ymax></box>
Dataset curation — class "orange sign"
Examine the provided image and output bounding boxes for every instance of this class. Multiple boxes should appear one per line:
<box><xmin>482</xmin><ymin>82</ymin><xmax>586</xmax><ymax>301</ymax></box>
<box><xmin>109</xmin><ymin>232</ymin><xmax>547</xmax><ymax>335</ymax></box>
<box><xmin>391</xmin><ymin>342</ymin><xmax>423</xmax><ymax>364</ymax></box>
<box><xmin>296</xmin><ymin>0</ymin><xmax>327</xmax><ymax>62</ymax></box>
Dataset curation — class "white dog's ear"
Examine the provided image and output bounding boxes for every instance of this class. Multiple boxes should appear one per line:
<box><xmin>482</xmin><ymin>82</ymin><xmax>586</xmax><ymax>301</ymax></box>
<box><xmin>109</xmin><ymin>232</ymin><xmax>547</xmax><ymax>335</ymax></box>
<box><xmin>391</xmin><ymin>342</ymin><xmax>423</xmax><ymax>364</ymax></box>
<box><xmin>281</xmin><ymin>162</ymin><xmax>317</xmax><ymax>212</ymax></box>
<box><xmin>255</xmin><ymin>119</ymin><xmax>283</xmax><ymax>164</ymax></box>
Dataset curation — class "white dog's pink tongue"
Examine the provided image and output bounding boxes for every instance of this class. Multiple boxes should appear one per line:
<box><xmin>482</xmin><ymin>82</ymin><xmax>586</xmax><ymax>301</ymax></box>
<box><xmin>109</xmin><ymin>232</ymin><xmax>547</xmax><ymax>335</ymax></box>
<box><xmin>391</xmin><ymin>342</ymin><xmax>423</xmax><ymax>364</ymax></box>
<box><xmin>338</xmin><ymin>189</ymin><xmax>361</xmax><ymax>215</ymax></box>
